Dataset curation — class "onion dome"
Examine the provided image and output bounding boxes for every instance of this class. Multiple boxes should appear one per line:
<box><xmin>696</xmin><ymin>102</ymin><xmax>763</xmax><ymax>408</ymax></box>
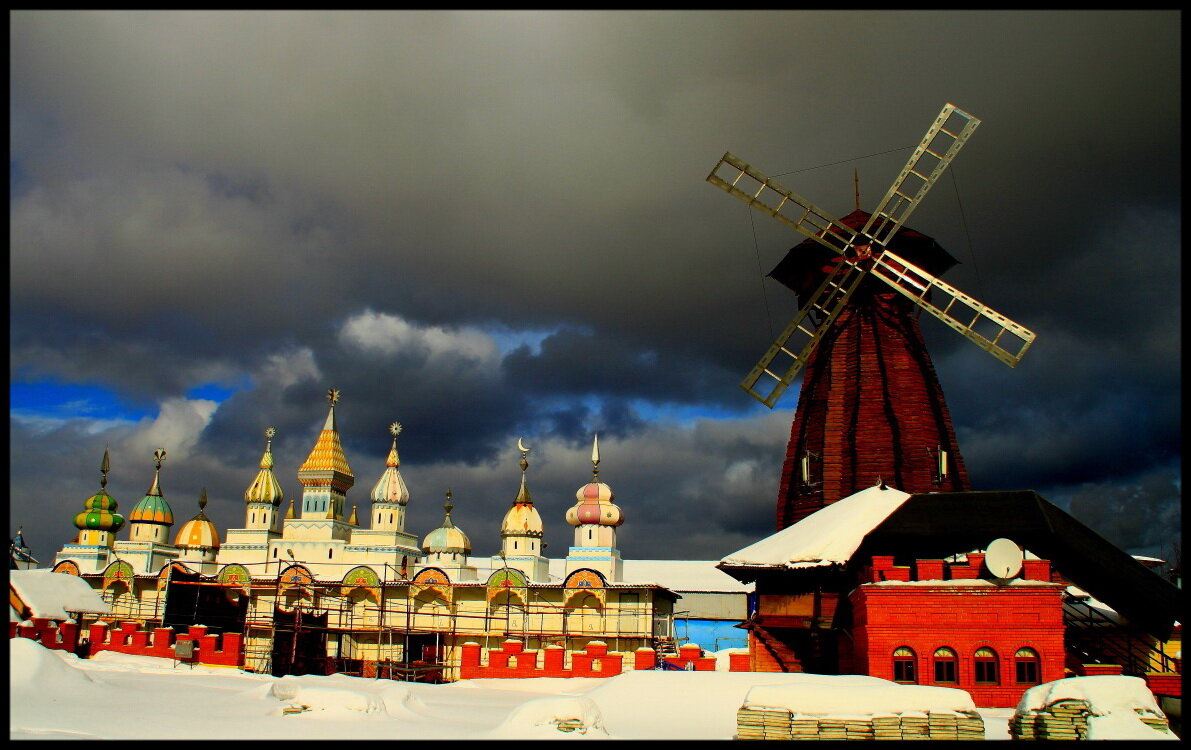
<box><xmin>73</xmin><ymin>449</ymin><xmax>125</xmax><ymax>532</ymax></box>
<box><xmin>566</xmin><ymin>434</ymin><xmax>624</xmax><ymax>527</ymax></box>
<box><xmin>244</xmin><ymin>427</ymin><xmax>284</xmax><ymax>506</ymax></box>
<box><xmin>174</xmin><ymin>488</ymin><xmax>221</xmax><ymax>550</ymax></box>
<box><xmin>370</xmin><ymin>422</ymin><xmax>410</xmax><ymax>506</ymax></box>
<box><xmin>422</xmin><ymin>490</ymin><xmax>472</xmax><ymax>555</ymax></box>
<box><xmin>128</xmin><ymin>449</ymin><xmax>174</xmax><ymax>525</ymax></box>
<box><xmin>501</xmin><ymin>439</ymin><xmax>544</xmax><ymax>537</ymax></box>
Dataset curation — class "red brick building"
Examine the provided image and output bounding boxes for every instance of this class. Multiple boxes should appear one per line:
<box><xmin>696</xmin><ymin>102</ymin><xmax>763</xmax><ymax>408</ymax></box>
<box><xmin>719</xmin><ymin>487</ymin><xmax>1181</xmax><ymax>708</ymax></box>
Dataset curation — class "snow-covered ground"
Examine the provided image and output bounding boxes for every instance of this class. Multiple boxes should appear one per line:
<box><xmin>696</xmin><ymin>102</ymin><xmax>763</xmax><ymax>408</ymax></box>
<box><xmin>6</xmin><ymin>639</ymin><xmax>1167</xmax><ymax>740</ymax></box>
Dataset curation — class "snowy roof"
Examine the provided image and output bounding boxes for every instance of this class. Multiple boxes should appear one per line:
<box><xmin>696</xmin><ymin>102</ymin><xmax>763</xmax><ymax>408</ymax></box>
<box><xmin>543</xmin><ymin>558</ymin><xmax>752</xmax><ymax>593</ymax></box>
<box><xmin>10</xmin><ymin>569</ymin><xmax>110</xmax><ymax>620</ymax></box>
<box><xmin>720</xmin><ymin>484</ymin><xmax>911</xmax><ymax>570</ymax></box>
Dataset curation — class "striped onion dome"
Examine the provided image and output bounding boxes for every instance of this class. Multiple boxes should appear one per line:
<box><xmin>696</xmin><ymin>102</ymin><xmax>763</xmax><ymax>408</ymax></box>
<box><xmin>423</xmin><ymin>491</ymin><xmax>471</xmax><ymax>554</ymax></box>
<box><xmin>371</xmin><ymin>423</ymin><xmax>410</xmax><ymax>506</ymax></box>
<box><xmin>74</xmin><ymin>450</ymin><xmax>124</xmax><ymax>532</ymax></box>
<box><xmin>245</xmin><ymin>427</ymin><xmax>284</xmax><ymax>506</ymax></box>
<box><xmin>501</xmin><ymin>449</ymin><xmax>543</xmax><ymax>538</ymax></box>
<box><xmin>565</xmin><ymin>435</ymin><xmax>623</xmax><ymax>527</ymax></box>
<box><xmin>174</xmin><ymin>489</ymin><xmax>220</xmax><ymax>550</ymax></box>
<box><xmin>128</xmin><ymin>451</ymin><xmax>174</xmax><ymax>525</ymax></box>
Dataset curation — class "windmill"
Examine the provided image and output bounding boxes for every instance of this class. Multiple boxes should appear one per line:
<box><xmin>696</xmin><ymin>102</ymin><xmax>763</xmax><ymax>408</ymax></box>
<box><xmin>707</xmin><ymin>104</ymin><xmax>1036</xmax><ymax>528</ymax></box>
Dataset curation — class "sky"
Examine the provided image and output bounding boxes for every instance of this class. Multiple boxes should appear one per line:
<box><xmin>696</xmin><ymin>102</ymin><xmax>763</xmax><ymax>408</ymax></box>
<box><xmin>10</xmin><ymin>11</ymin><xmax>1181</xmax><ymax>567</ymax></box>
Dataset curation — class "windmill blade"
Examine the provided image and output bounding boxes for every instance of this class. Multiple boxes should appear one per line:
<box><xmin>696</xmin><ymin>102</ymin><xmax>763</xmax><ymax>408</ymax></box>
<box><xmin>870</xmin><ymin>249</ymin><xmax>1036</xmax><ymax>367</ymax></box>
<box><xmin>707</xmin><ymin>153</ymin><xmax>861</xmax><ymax>256</ymax></box>
<box><xmin>741</xmin><ymin>260</ymin><xmax>869</xmax><ymax>407</ymax></box>
<box><xmin>861</xmin><ymin>104</ymin><xmax>982</xmax><ymax>247</ymax></box>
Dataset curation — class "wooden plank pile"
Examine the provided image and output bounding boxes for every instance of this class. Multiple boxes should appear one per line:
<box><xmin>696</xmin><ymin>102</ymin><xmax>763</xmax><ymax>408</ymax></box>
<box><xmin>1009</xmin><ymin>698</ymin><xmax>1173</xmax><ymax>740</ymax></box>
<box><xmin>735</xmin><ymin>706</ymin><xmax>984</xmax><ymax>740</ymax></box>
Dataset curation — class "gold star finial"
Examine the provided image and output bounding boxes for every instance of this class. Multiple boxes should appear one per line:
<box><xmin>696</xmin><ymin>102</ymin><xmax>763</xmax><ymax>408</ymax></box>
<box><xmin>265</xmin><ymin>426</ymin><xmax>277</xmax><ymax>439</ymax></box>
<box><xmin>327</xmin><ymin>388</ymin><xmax>341</xmax><ymax>406</ymax></box>
<box><xmin>390</xmin><ymin>422</ymin><xmax>403</xmax><ymax>437</ymax></box>
<box><xmin>153</xmin><ymin>448</ymin><xmax>168</xmax><ymax>470</ymax></box>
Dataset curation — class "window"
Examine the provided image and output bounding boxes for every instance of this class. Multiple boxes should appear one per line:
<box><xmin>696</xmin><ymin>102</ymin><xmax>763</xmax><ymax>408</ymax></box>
<box><xmin>1015</xmin><ymin>647</ymin><xmax>1040</xmax><ymax>684</ymax></box>
<box><xmin>974</xmin><ymin>647</ymin><xmax>999</xmax><ymax>684</ymax></box>
<box><xmin>933</xmin><ymin>647</ymin><xmax>958</xmax><ymax>683</ymax></box>
<box><xmin>272</xmin><ymin>548</ymin><xmax>278</xmax><ymax>558</ymax></box>
<box><xmin>328</xmin><ymin>549</ymin><xmax>333</xmax><ymax>559</ymax></box>
<box><xmin>892</xmin><ymin>647</ymin><xmax>916</xmax><ymax>683</ymax></box>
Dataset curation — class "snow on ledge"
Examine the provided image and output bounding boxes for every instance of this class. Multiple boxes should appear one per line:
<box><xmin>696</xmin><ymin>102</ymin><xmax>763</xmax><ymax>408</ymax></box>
<box><xmin>720</xmin><ymin>485</ymin><xmax>911</xmax><ymax>570</ymax></box>
<box><xmin>10</xmin><ymin>570</ymin><xmax>110</xmax><ymax>620</ymax></box>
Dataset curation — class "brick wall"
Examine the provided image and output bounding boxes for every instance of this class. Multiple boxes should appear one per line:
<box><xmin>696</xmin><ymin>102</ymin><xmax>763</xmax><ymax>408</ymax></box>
<box><xmin>849</xmin><ymin>555</ymin><xmax>1066</xmax><ymax>708</ymax></box>
<box><xmin>10</xmin><ymin>618</ymin><xmax>243</xmax><ymax>668</ymax></box>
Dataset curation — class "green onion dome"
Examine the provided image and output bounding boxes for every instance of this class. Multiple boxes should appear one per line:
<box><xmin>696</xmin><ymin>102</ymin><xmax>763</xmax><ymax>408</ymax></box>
<box><xmin>73</xmin><ymin>488</ymin><xmax>125</xmax><ymax>532</ymax></box>
<box><xmin>74</xmin><ymin>449</ymin><xmax>124</xmax><ymax>532</ymax></box>
<box><xmin>128</xmin><ymin>449</ymin><xmax>174</xmax><ymax>525</ymax></box>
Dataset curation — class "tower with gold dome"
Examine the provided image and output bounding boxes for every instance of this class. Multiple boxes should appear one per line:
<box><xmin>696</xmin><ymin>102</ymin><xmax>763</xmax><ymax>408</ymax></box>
<box><xmin>112</xmin><ymin>449</ymin><xmax>182</xmax><ymax>574</ymax></box>
<box><xmin>174</xmin><ymin>488</ymin><xmax>221</xmax><ymax>572</ymax></box>
<box><xmin>494</xmin><ymin>439</ymin><xmax>549</xmax><ymax>582</ymax></box>
<box><xmin>565</xmin><ymin>434</ymin><xmax>625</xmax><ymax>581</ymax></box>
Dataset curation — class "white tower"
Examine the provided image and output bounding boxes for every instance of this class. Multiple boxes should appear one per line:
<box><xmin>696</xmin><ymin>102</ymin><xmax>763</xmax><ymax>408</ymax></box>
<box><xmin>564</xmin><ymin>435</ymin><xmax>624</xmax><ymax>581</ymax></box>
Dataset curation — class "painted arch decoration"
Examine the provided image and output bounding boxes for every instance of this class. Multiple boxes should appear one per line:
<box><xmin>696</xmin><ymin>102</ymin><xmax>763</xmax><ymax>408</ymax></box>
<box><xmin>51</xmin><ymin>560</ymin><xmax>80</xmax><ymax>576</ymax></box>
<box><xmin>279</xmin><ymin>564</ymin><xmax>314</xmax><ymax>592</ymax></box>
<box><xmin>216</xmin><ymin>563</ymin><xmax>251</xmax><ymax>595</ymax></box>
<box><xmin>157</xmin><ymin>561</ymin><xmax>195</xmax><ymax>589</ymax></box>
<box><xmin>341</xmin><ymin>565</ymin><xmax>381</xmax><ymax>598</ymax></box>
<box><xmin>102</xmin><ymin>560</ymin><xmax>135</xmax><ymax>590</ymax></box>
<box><xmin>563</xmin><ymin>568</ymin><xmax>607</xmax><ymax>607</ymax></box>
<box><xmin>411</xmin><ymin>566</ymin><xmax>452</xmax><ymax>603</ymax></box>
<box><xmin>486</xmin><ymin>567</ymin><xmax>528</xmax><ymax>603</ymax></box>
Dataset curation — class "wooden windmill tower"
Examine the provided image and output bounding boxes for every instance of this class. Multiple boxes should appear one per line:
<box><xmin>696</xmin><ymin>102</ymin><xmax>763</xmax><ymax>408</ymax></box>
<box><xmin>707</xmin><ymin>104</ymin><xmax>1036</xmax><ymax>529</ymax></box>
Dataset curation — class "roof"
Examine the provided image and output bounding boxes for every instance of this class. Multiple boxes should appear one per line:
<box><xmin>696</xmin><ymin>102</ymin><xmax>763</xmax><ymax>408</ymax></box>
<box><xmin>861</xmin><ymin>490</ymin><xmax>1182</xmax><ymax>641</ymax></box>
<box><xmin>720</xmin><ymin>484</ymin><xmax>911</xmax><ymax>571</ymax></box>
<box><xmin>9</xmin><ymin>569</ymin><xmax>111</xmax><ymax>620</ymax></box>
<box><xmin>545</xmin><ymin>558</ymin><xmax>752</xmax><ymax>593</ymax></box>
<box><xmin>719</xmin><ymin>486</ymin><xmax>1180</xmax><ymax>640</ymax></box>
<box><xmin>767</xmin><ymin>209</ymin><xmax>960</xmax><ymax>307</ymax></box>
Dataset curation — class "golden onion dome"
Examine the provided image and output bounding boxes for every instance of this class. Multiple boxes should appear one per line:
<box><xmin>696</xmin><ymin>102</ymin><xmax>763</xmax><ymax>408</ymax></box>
<box><xmin>422</xmin><ymin>490</ymin><xmax>471</xmax><ymax>555</ymax></box>
<box><xmin>245</xmin><ymin>427</ymin><xmax>285</xmax><ymax>506</ymax></box>
<box><xmin>174</xmin><ymin>489</ymin><xmax>221</xmax><ymax>550</ymax></box>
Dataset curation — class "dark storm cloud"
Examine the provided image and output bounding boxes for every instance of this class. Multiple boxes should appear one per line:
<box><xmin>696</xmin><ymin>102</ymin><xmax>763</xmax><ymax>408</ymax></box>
<box><xmin>10</xmin><ymin>11</ymin><xmax>1180</xmax><ymax>565</ymax></box>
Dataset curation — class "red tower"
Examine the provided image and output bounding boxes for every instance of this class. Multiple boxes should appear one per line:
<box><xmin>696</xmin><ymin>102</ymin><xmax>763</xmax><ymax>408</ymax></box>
<box><xmin>769</xmin><ymin>210</ymin><xmax>970</xmax><ymax>529</ymax></box>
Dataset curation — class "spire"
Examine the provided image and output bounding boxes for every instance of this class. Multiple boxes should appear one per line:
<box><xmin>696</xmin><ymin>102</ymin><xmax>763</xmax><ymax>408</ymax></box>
<box><xmin>591</xmin><ymin>433</ymin><xmax>601</xmax><ymax>482</ymax></box>
<box><xmin>100</xmin><ymin>447</ymin><xmax>110</xmax><ymax>490</ymax></box>
<box><xmin>196</xmin><ymin>488</ymin><xmax>209</xmax><ymax>519</ymax></box>
<box><xmin>147</xmin><ymin>448</ymin><xmax>167</xmax><ymax>497</ymax></box>
<box><xmin>370</xmin><ymin>421</ymin><xmax>410</xmax><ymax>506</ymax></box>
<box><xmin>324</xmin><ymin>387</ymin><xmax>340</xmax><ymax>430</ymax></box>
<box><xmin>516</xmin><ymin>437</ymin><xmax>531</xmax><ymax>505</ymax></box>
<box><xmin>348</xmin><ymin>505</ymin><xmax>358</xmax><ymax>525</ymax></box>
<box><xmin>245</xmin><ymin>427</ymin><xmax>284</xmax><ymax>506</ymax></box>
<box><xmin>285</xmin><ymin>499</ymin><xmax>295</xmax><ymax>519</ymax></box>
<box><xmin>298</xmin><ymin>387</ymin><xmax>353</xmax><ymax>480</ymax></box>
<box><xmin>443</xmin><ymin>489</ymin><xmax>455</xmax><ymax>527</ymax></box>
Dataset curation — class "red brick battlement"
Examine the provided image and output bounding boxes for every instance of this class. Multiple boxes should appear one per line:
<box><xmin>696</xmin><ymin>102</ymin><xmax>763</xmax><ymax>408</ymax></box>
<box><xmin>459</xmin><ymin>640</ymin><xmax>735</xmax><ymax>680</ymax></box>
<box><xmin>10</xmin><ymin>618</ymin><xmax>243</xmax><ymax>667</ymax></box>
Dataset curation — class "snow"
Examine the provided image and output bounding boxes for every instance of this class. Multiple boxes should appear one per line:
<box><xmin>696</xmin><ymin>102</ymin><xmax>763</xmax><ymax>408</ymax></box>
<box><xmin>9</xmin><ymin>639</ymin><xmax>1174</xmax><ymax>740</ymax></box>
<box><xmin>743</xmin><ymin>673</ymin><xmax>976</xmax><ymax>715</ymax></box>
<box><xmin>720</xmin><ymin>484</ymin><xmax>911</xmax><ymax>569</ymax></box>
<box><xmin>544</xmin><ymin>558</ymin><xmax>753</xmax><ymax>593</ymax></box>
<box><xmin>9</xmin><ymin>569</ymin><xmax>111</xmax><ymax>620</ymax></box>
<box><xmin>1016</xmin><ymin>675</ymin><xmax>1176</xmax><ymax>741</ymax></box>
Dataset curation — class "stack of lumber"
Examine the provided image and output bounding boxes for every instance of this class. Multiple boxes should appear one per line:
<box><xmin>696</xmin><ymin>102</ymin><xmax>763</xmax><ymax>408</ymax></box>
<box><xmin>735</xmin><ymin>707</ymin><xmax>985</xmax><ymax>740</ymax></box>
<box><xmin>1009</xmin><ymin>698</ymin><xmax>1089</xmax><ymax>740</ymax></box>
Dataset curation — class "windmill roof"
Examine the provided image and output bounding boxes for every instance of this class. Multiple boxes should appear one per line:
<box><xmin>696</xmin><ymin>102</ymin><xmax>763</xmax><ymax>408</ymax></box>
<box><xmin>768</xmin><ymin>209</ymin><xmax>960</xmax><ymax>305</ymax></box>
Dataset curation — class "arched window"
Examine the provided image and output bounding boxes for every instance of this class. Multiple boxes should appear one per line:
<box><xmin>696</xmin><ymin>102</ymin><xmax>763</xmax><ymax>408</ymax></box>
<box><xmin>933</xmin><ymin>647</ymin><xmax>958</xmax><ymax>683</ymax></box>
<box><xmin>974</xmin><ymin>647</ymin><xmax>999</xmax><ymax>684</ymax></box>
<box><xmin>328</xmin><ymin>549</ymin><xmax>334</xmax><ymax>559</ymax></box>
<box><xmin>892</xmin><ymin>646</ymin><xmax>917</xmax><ymax>683</ymax></box>
<box><xmin>272</xmin><ymin>548</ymin><xmax>278</xmax><ymax>558</ymax></box>
<box><xmin>1014</xmin><ymin>647</ymin><xmax>1040</xmax><ymax>684</ymax></box>
<box><xmin>389</xmin><ymin>513</ymin><xmax>394</xmax><ymax>525</ymax></box>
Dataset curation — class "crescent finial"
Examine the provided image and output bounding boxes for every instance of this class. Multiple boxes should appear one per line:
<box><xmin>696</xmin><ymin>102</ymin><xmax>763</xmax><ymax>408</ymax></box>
<box><xmin>517</xmin><ymin>437</ymin><xmax>529</xmax><ymax>453</ymax></box>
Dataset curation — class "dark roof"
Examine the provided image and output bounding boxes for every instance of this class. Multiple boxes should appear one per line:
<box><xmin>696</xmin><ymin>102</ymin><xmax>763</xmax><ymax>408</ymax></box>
<box><xmin>859</xmin><ymin>490</ymin><xmax>1181</xmax><ymax>640</ymax></box>
<box><xmin>768</xmin><ymin>209</ymin><xmax>960</xmax><ymax>307</ymax></box>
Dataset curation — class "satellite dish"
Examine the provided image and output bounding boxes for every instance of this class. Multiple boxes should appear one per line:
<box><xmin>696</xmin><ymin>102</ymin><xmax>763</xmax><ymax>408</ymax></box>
<box><xmin>985</xmin><ymin>538</ymin><xmax>1023</xmax><ymax>579</ymax></box>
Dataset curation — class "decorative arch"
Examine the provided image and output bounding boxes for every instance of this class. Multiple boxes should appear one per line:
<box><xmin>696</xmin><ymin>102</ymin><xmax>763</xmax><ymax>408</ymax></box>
<box><xmin>215</xmin><ymin>562</ymin><xmax>250</xmax><ymax>596</ymax></box>
<box><xmin>340</xmin><ymin>565</ymin><xmax>381</xmax><ymax>598</ymax></box>
<box><xmin>158</xmin><ymin>562</ymin><xmax>195</xmax><ymax>589</ymax></box>
<box><xmin>102</xmin><ymin>560</ymin><xmax>135</xmax><ymax>590</ymax></box>
<box><xmin>486</xmin><ymin>567</ymin><xmax>528</xmax><ymax>603</ymax></box>
<box><xmin>278</xmin><ymin>564</ymin><xmax>314</xmax><ymax>592</ymax></box>
<box><xmin>411</xmin><ymin>567</ymin><xmax>452</xmax><ymax>604</ymax></box>
<box><xmin>564</xmin><ymin>568</ymin><xmax>606</xmax><ymax>607</ymax></box>
<box><xmin>52</xmin><ymin>560</ymin><xmax>80</xmax><ymax>576</ymax></box>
